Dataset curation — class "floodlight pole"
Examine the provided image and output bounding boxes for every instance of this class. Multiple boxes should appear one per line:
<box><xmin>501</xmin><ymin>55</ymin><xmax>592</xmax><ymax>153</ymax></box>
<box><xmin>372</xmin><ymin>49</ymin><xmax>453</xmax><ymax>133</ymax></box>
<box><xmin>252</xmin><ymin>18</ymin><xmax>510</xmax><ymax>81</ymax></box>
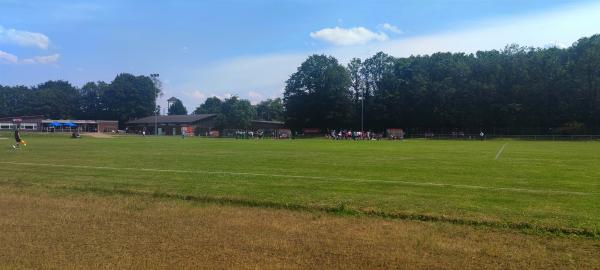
<box><xmin>154</xmin><ymin>84</ymin><xmax>158</xmax><ymax>136</ymax></box>
<box><xmin>150</xmin><ymin>73</ymin><xmax>160</xmax><ymax>135</ymax></box>
<box><xmin>361</xmin><ymin>90</ymin><xmax>364</xmax><ymax>133</ymax></box>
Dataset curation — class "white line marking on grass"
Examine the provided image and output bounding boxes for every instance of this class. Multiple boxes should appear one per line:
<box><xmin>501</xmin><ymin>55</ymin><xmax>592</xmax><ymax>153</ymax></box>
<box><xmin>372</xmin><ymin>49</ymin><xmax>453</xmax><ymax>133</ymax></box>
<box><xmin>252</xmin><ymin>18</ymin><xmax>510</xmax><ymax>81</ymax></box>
<box><xmin>495</xmin><ymin>143</ymin><xmax>508</xmax><ymax>160</ymax></box>
<box><xmin>0</xmin><ymin>161</ymin><xmax>593</xmax><ymax>196</ymax></box>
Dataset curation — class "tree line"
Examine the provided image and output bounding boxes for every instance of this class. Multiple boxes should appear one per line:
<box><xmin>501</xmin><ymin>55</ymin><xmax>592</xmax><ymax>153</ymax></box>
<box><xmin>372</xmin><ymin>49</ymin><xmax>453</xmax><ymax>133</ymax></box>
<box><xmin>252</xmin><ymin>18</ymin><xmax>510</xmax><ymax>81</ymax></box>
<box><xmin>193</xmin><ymin>96</ymin><xmax>283</xmax><ymax>129</ymax></box>
<box><xmin>0</xmin><ymin>73</ymin><xmax>160</xmax><ymax>126</ymax></box>
<box><xmin>3</xmin><ymin>34</ymin><xmax>600</xmax><ymax>134</ymax></box>
<box><xmin>284</xmin><ymin>34</ymin><xmax>600</xmax><ymax>134</ymax></box>
<box><xmin>0</xmin><ymin>72</ymin><xmax>285</xmax><ymax>129</ymax></box>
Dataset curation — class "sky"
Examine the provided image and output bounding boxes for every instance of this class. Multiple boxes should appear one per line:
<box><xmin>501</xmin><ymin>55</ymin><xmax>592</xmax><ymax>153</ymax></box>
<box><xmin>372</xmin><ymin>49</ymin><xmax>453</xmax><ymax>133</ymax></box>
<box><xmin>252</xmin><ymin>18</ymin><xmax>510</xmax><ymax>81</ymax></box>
<box><xmin>1</xmin><ymin>0</ymin><xmax>600</xmax><ymax>112</ymax></box>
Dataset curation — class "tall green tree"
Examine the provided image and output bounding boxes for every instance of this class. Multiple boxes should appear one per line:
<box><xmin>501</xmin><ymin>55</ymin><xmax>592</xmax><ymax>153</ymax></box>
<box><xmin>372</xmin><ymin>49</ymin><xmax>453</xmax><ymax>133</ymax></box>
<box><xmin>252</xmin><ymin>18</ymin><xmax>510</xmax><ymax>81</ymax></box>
<box><xmin>360</xmin><ymin>52</ymin><xmax>395</xmax><ymax>129</ymax></box>
<box><xmin>347</xmin><ymin>58</ymin><xmax>364</xmax><ymax>128</ymax></box>
<box><xmin>77</xmin><ymin>81</ymin><xmax>109</xmax><ymax>119</ymax></box>
<box><xmin>362</xmin><ymin>52</ymin><xmax>395</xmax><ymax>96</ymax></box>
<box><xmin>570</xmin><ymin>35</ymin><xmax>600</xmax><ymax>127</ymax></box>
<box><xmin>103</xmin><ymin>73</ymin><xmax>161</xmax><ymax>125</ymax></box>
<box><xmin>0</xmin><ymin>85</ymin><xmax>29</xmax><ymax>117</ymax></box>
<box><xmin>284</xmin><ymin>54</ymin><xmax>352</xmax><ymax>130</ymax></box>
<box><xmin>194</xmin><ymin>97</ymin><xmax>222</xmax><ymax>114</ymax></box>
<box><xmin>29</xmin><ymin>80</ymin><xmax>79</xmax><ymax>119</ymax></box>
<box><xmin>168</xmin><ymin>98</ymin><xmax>188</xmax><ymax>115</ymax></box>
<box><xmin>347</xmin><ymin>58</ymin><xmax>364</xmax><ymax>104</ymax></box>
<box><xmin>255</xmin><ymin>98</ymin><xmax>284</xmax><ymax>121</ymax></box>
<box><xmin>216</xmin><ymin>96</ymin><xmax>256</xmax><ymax>129</ymax></box>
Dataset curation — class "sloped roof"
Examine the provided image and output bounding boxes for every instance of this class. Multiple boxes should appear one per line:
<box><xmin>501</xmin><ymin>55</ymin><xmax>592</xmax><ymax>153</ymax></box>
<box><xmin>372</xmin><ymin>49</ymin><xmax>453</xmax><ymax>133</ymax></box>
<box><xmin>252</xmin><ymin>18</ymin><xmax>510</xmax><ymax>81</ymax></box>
<box><xmin>127</xmin><ymin>114</ymin><xmax>216</xmax><ymax>124</ymax></box>
<box><xmin>251</xmin><ymin>120</ymin><xmax>285</xmax><ymax>129</ymax></box>
<box><xmin>0</xmin><ymin>115</ymin><xmax>45</xmax><ymax>121</ymax></box>
<box><xmin>251</xmin><ymin>120</ymin><xmax>284</xmax><ymax>125</ymax></box>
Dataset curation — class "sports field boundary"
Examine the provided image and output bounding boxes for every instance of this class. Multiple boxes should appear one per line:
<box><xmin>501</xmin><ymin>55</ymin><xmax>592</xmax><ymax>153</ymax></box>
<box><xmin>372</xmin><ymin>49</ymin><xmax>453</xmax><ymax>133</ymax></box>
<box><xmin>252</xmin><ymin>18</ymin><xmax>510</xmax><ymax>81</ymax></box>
<box><xmin>0</xmin><ymin>161</ymin><xmax>593</xmax><ymax>196</ymax></box>
<box><xmin>1</xmin><ymin>180</ymin><xmax>598</xmax><ymax>239</ymax></box>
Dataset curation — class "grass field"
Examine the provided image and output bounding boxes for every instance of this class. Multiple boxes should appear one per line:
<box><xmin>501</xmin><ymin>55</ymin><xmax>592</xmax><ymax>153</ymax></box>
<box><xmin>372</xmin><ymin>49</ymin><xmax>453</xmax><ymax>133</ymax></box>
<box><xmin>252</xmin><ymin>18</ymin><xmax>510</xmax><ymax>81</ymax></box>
<box><xmin>1</xmin><ymin>133</ymin><xmax>600</xmax><ymax>268</ymax></box>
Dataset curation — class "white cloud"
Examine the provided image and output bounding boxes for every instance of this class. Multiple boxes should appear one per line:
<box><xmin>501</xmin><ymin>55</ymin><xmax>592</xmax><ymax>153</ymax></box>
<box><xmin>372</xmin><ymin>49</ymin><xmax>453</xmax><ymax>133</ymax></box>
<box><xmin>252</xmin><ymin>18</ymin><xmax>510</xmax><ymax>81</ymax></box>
<box><xmin>545</xmin><ymin>42</ymin><xmax>568</xmax><ymax>49</ymax></box>
<box><xmin>191</xmin><ymin>53</ymin><xmax>306</xmax><ymax>98</ymax></box>
<box><xmin>0</xmin><ymin>50</ymin><xmax>18</xmax><ymax>63</ymax></box>
<box><xmin>381</xmin><ymin>23</ymin><xmax>402</xmax><ymax>34</ymax></box>
<box><xmin>196</xmin><ymin>93</ymin><xmax>233</xmax><ymax>101</ymax></box>
<box><xmin>0</xmin><ymin>50</ymin><xmax>59</xmax><ymax>65</ymax></box>
<box><xmin>248</xmin><ymin>90</ymin><xmax>263</xmax><ymax>104</ymax></box>
<box><xmin>22</xmin><ymin>54</ymin><xmax>60</xmax><ymax>64</ymax></box>
<box><xmin>186</xmin><ymin>90</ymin><xmax>206</xmax><ymax>102</ymax></box>
<box><xmin>310</xmin><ymin>26</ymin><xmax>388</xmax><ymax>46</ymax></box>
<box><xmin>0</xmin><ymin>25</ymin><xmax>50</xmax><ymax>49</ymax></box>
<box><xmin>248</xmin><ymin>90</ymin><xmax>262</xmax><ymax>98</ymax></box>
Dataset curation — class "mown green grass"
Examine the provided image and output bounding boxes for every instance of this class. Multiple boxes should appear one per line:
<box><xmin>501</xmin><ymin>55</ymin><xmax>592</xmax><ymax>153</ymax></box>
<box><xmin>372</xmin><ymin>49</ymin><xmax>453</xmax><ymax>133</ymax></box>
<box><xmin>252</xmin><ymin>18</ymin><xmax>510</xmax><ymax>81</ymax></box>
<box><xmin>1</xmin><ymin>133</ymin><xmax>599</xmax><ymax>235</ymax></box>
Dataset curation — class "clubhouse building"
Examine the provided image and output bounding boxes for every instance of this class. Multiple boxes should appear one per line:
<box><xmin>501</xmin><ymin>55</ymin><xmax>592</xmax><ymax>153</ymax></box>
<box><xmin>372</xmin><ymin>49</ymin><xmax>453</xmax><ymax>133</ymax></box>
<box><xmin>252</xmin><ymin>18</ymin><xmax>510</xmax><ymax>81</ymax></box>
<box><xmin>125</xmin><ymin>114</ymin><xmax>286</xmax><ymax>136</ymax></box>
<box><xmin>126</xmin><ymin>114</ymin><xmax>217</xmax><ymax>135</ymax></box>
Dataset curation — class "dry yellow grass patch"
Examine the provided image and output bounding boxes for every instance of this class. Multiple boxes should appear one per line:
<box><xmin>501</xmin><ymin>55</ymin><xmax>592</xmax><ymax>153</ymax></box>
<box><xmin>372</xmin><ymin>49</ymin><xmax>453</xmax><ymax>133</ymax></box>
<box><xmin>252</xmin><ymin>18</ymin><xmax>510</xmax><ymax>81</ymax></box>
<box><xmin>0</xmin><ymin>186</ymin><xmax>599</xmax><ymax>269</ymax></box>
<box><xmin>82</xmin><ymin>132</ymin><xmax>114</xmax><ymax>138</ymax></box>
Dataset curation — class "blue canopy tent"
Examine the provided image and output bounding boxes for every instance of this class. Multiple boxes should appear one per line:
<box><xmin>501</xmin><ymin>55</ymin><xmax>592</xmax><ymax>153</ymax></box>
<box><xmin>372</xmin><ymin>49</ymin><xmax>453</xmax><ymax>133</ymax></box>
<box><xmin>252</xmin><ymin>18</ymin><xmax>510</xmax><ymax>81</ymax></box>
<box><xmin>46</xmin><ymin>121</ymin><xmax>77</xmax><ymax>132</ymax></box>
<box><xmin>62</xmin><ymin>122</ymin><xmax>78</xmax><ymax>133</ymax></box>
<box><xmin>47</xmin><ymin>122</ymin><xmax>62</xmax><ymax>132</ymax></box>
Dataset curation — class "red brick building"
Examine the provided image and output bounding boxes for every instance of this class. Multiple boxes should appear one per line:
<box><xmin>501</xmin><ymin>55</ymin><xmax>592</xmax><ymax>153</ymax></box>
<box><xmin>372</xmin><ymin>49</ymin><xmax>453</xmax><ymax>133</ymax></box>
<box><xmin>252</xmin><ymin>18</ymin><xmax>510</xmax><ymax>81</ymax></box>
<box><xmin>126</xmin><ymin>114</ymin><xmax>218</xmax><ymax>135</ymax></box>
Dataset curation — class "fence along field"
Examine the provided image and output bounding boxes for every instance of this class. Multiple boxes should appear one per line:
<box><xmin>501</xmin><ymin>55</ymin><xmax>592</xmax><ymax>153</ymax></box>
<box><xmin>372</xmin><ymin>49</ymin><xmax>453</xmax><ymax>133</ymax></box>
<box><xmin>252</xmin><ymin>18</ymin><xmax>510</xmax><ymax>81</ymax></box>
<box><xmin>1</xmin><ymin>134</ymin><xmax>599</xmax><ymax>237</ymax></box>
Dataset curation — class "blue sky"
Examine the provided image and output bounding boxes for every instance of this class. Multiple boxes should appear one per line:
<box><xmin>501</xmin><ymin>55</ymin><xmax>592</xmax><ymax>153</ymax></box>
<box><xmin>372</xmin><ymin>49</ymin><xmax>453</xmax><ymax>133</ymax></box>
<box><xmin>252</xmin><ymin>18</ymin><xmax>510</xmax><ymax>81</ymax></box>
<box><xmin>1</xmin><ymin>0</ymin><xmax>600</xmax><ymax>112</ymax></box>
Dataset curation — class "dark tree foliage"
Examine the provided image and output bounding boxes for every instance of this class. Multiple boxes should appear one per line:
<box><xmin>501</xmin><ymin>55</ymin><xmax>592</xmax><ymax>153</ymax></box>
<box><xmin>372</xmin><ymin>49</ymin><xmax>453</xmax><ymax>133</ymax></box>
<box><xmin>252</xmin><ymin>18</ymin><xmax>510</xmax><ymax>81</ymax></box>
<box><xmin>282</xmin><ymin>34</ymin><xmax>600</xmax><ymax>134</ymax></box>
<box><xmin>0</xmin><ymin>73</ymin><xmax>161</xmax><ymax>127</ymax></box>
<box><xmin>284</xmin><ymin>54</ymin><xmax>353</xmax><ymax>130</ymax></box>
<box><xmin>78</xmin><ymin>81</ymin><xmax>109</xmax><ymax>120</ymax></box>
<box><xmin>194</xmin><ymin>96</ymin><xmax>256</xmax><ymax>129</ymax></box>
<box><xmin>29</xmin><ymin>81</ymin><xmax>79</xmax><ymax>119</ymax></box>
<box><xmin>193</xmin><ymin>97</ymin><xmax>222</xmax><ymax>114</ymax></box>
<box><xmin>255</xmin><ymin>98</ymin><xmax>284</xmax><ymax>121</ymax></box>
<box><xmin>168</xmin><ymin>98</ymin><xmax>188</xmax><ymax>115</ymax></box>
<box><xmin>347</xmin><ymin>58</ymin><xmax>363</xmax><ymax>125</ymax></box>
<box><xmin>0</xmin><ymin>85</ymin><xmax>29</xmax><ymax>117</ymax></box>
<box><xmin>0</xmin><ymin>81</ymin><xmax>79</xmax><ymax>119</ymax></box>
<box><xmin>103</xmin><ymin>73</ymin><xmax>159</xmax><ymax>125</ymax></box>
<box><xmin>215</xmin><ymin>96</ymin><xmax>256</xmax><ymax>129</ymax></box>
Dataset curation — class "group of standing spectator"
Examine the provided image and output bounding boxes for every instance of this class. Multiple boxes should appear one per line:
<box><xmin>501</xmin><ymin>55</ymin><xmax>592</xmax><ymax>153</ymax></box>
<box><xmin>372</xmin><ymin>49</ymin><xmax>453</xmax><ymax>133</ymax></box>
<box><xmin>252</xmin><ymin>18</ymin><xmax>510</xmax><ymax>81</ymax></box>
<box><xmin>328</xmin><ymin>130</ymin><xmax>382</xmax><ymax>140</ymax></box>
